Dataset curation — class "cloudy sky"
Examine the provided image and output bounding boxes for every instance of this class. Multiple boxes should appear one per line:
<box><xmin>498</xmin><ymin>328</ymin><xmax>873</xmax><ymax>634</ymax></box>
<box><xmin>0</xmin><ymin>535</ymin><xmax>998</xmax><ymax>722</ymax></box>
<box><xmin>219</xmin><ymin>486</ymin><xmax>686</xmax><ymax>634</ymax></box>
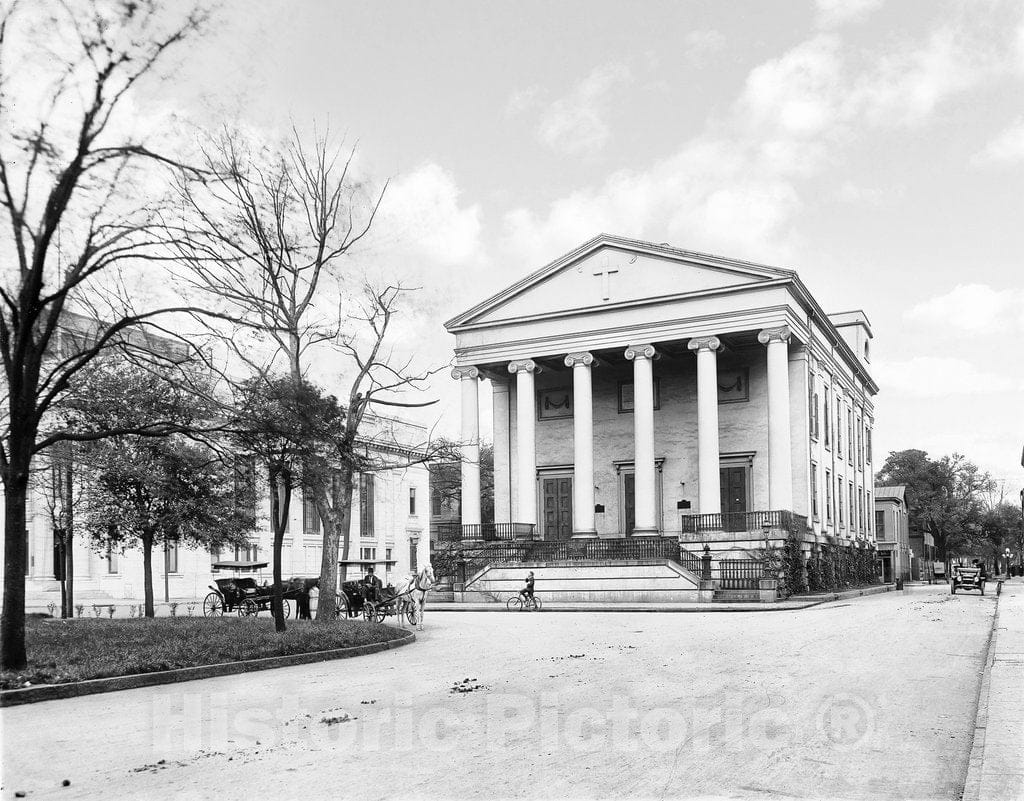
<box><xmin>146</xmin><ymin>0</ymin><xmax>1024</xmax><ymax>487</ymax></box>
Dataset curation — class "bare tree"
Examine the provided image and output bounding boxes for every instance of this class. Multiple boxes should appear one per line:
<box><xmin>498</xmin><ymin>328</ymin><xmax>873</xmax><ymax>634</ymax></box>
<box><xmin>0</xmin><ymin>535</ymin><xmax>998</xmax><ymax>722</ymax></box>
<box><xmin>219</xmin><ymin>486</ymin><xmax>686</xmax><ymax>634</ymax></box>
<box><xmin>0</xmin><ymin>1</ymin><xmax>209</xmax><ymax>669</ymax></box>
<box><xmin>174</xmin><ymin>129</ymin><xmax>452</xmax><ymax>619</ymax></box>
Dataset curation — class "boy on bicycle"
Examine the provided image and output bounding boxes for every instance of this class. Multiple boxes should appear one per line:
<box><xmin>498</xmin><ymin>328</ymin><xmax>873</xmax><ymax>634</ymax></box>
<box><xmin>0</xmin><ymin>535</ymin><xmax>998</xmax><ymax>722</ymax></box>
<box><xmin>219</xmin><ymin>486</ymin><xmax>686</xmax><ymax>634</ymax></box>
<box><xmin>520</xmin><ymin>571</ymin><xmax>535</xmax><ymax>604</ymax></box>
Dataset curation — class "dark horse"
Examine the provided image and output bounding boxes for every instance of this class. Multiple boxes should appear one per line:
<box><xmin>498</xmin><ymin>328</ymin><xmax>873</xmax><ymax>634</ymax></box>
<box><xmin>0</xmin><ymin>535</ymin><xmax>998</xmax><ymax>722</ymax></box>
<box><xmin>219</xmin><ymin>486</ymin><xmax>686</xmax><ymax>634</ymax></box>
<box><xmin>284</xmin><ymin>576</ymin><xmax>320</xmax><ymax>619</ymax></box>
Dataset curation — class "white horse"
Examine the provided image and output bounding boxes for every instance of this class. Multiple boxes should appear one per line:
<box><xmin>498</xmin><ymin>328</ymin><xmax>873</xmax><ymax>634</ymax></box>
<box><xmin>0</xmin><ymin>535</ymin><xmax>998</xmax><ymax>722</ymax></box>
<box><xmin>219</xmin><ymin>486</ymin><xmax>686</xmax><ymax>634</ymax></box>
<box><xmin>395</xmin><ymin>564</ymin><xmax>434</xmax><ymax>630</ymax></box>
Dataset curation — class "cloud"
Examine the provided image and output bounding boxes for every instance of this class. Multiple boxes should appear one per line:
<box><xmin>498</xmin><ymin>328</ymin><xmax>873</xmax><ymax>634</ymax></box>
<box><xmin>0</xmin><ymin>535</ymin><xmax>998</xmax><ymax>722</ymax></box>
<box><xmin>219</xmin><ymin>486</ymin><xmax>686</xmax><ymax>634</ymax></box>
<box><xmin>378</xmin><ymin>163</ymin><xmax>483</xmax><ymax>267</ymax></box>
<box><xmin>974</xmin><ymin>118</ymin><xmax>1024</xmax><ymax>164</ymax></box>
<box><xmin>872</xmin><ymin>356</ymin><xmax>1020</xmax><ymax>398</ymax></box>
<box><xmin>906</xmin><ymin>284</ymin><xmax>1024</xmax><ymax>335</ymax></box>
<box><xmin>814</xmin><ymin>0</ymin><xmax>884</xmax><ymax>28</ymax></box>
<box><xmin>537</xmin><ymin>63</ymin><xmax>632</xmax><ymax>156</ymax></box>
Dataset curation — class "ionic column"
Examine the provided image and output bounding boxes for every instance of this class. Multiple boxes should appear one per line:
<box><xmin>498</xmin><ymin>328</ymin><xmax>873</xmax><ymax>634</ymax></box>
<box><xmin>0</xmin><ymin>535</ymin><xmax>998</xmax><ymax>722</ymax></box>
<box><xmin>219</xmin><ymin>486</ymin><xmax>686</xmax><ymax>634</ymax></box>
<box><xmin>451</xmin><ymin>366</ymin><xmax>481</xmax><ymax>528</ymax></box>
<box><xmin>565</xmin><ymin>352</ymin><xmax>597</xmax><ymax>537</ymax></box>
<box><xmin>625</xmin><ymin>343</ymin><xmax>658</xmax><ymax>534</ymax></box>
<box><xmin>508</xmin><ymin>360</ymin><xmax>539</xmax><ymax>527</ymax></box>
<box><xmin>758</xmin><ymin>326</ymin><xmax>794</xmax><ymax>511</ymax></box>
<box><xmin>687</xmin><ymin>335</ymin><xmax>722</xmax><ymax>514</ymax></box>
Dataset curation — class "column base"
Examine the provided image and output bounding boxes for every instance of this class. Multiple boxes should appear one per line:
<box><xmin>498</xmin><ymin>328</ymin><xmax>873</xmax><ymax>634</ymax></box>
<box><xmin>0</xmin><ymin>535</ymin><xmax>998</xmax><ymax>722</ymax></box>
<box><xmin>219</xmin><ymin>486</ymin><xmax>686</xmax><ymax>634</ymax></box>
<box><xmin>629</xmin><ymin>527</ymin><xmax>660</xmax><ymax>536</ymax></box>
<box><xmin>571</xmin><ymin>530</ymin><xmax>599</xmax><ymax>539</ymax></box>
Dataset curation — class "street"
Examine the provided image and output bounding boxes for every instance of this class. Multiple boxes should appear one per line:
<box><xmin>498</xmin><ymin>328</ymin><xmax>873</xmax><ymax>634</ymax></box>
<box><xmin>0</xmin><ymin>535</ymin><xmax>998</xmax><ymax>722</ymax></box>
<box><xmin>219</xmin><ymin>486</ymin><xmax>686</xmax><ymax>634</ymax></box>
<box><xmin>1</xmin><ymin>585</ymin><xmax>996</xmax><ymax>800</ymax></box>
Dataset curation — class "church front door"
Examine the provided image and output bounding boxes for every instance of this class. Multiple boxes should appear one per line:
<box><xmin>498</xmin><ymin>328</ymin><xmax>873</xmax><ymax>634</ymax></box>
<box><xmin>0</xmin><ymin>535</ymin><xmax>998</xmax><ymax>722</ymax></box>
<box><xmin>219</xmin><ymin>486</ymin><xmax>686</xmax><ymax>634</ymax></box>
<box><xmin>542</xmin><ymin>477</ymin><xmax>573</xmax><ymax>540</ymax></box>
<box><xmin>720</xmin><ymin>466</ymin><xmax>748</xmax><ymax>531</ymax></box>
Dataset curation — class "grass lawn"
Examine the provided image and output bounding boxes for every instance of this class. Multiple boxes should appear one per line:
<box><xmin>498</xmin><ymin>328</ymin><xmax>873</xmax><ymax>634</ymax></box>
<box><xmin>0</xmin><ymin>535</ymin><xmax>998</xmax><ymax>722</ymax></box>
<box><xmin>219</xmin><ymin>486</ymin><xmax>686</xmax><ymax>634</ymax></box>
<box><xmin>1</xmin><ymin>615</ymin><xmax>404</xmax><ymax>690</ymax></box>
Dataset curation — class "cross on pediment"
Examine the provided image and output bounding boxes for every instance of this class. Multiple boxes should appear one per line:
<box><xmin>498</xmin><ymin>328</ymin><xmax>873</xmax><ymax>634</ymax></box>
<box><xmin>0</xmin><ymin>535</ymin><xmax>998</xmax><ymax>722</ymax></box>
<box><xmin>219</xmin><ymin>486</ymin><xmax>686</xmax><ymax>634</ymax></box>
<box><xmin>592</xmin><ymin>254</ymin><xmax>620</xmax><ymax>301</ymax></box>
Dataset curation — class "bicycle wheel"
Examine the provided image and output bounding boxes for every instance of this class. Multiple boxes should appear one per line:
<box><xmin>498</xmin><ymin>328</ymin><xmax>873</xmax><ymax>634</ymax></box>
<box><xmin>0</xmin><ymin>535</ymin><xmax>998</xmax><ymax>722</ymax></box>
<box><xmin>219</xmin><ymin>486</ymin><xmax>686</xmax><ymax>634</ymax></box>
<box><xmin>506</xmin><ymin>597</ymin><xmax>523</xmax><ymax>611</ymax></box>
<box><xmin>530</xmin><ymin>596</ymin><xmax>542</xmax><ymax>611</ymax></box>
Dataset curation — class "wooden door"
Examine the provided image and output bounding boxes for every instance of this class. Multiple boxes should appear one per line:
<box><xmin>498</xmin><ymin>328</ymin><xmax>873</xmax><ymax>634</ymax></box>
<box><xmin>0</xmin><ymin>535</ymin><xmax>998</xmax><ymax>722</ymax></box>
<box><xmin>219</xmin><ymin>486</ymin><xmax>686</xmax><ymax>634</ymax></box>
<box><xmin>719</xmin><ymin>467</ymin><xmax>747</xmax><ymax>531</ymax></box>
<box><xmin>624</xmin><ymin>473</ymin><xmax>636</xmax><ymax>535</ymax></box>
<box><xmin>543</xmin><ymin>477</ymin><xmax>573</xmax><ymax>540</ymax></box>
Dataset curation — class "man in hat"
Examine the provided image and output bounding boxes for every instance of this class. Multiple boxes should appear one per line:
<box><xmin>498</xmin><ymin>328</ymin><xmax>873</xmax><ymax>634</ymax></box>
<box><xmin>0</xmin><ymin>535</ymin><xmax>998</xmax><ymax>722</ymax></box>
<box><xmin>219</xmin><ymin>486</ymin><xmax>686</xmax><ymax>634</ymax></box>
<box><xmin>361</xmin><ymin>565</ymin><xmax>383</xmax><ymax>604</ymax></box>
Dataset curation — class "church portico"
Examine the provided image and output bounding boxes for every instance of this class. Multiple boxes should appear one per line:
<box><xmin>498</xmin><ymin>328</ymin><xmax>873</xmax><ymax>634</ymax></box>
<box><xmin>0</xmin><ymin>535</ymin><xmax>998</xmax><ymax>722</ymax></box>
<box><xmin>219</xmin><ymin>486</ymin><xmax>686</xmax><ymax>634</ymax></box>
<box><xmin>442</xmin><ymin>235</ymin><xmax>878</xmax><ymax>599</ymax></box>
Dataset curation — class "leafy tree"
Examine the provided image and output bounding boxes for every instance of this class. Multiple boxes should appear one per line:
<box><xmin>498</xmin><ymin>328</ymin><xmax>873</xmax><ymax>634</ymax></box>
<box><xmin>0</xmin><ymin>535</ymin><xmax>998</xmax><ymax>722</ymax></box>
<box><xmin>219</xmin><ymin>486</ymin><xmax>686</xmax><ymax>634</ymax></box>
<box><xmin>981</xmin><ymin>502</ymin><xmax>1023</xmax><ymax>574</ymax></box>
<box><xmin>230</xmin><ymin>376</ymin><xmax>345</xmax><ymax>631</ymax></box>
<box><xmin>81</xmin><ymin>436</ymin><xmax>254</xmax><ymax>617</ymax></box>
<box><xmin>0</xmin><ymin>1</ymin><xmax>206</xmax><ymax>668</ymax></box>
<box><xmin>875</xmin><ymin>449</ymin><xmax>994</xmax><ymax>563</ymax></box>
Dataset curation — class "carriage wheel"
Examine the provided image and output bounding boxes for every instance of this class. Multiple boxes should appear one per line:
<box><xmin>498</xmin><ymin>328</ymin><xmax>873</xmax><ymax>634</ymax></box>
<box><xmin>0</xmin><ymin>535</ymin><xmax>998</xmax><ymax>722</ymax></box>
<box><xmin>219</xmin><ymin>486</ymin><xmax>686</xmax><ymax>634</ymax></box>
<box><xmin>362</xmin><ymin>602</ymin><xmax>377</xmax><ymax>622</ymax></box>
<box><xmin>203</xmin><ymin>592</ymin><xmax>224</xmax><ymax>617</ymax></box>
<box><xmin>506</xmin><ymin>597</ymin><xmax>523</xmax><ymax>612</ymax></box>
<box><xmin>278</xmin><ymin>599</ymin><xmax>292</xmax><ymax>619</ymax></box>
<box><xmin>238</xmin><ymin>599</ymin><xmax>259</xmax><ymax>617</ymax></box>
<box><xmin>339</xmin><ymin>594</ymin><xmax>351</xmax><ymax>619</ymax></box>
<box><xmin>404</xmin><ymin>600</ymin><xmax>420</xmax><ymax>626</ymax></box>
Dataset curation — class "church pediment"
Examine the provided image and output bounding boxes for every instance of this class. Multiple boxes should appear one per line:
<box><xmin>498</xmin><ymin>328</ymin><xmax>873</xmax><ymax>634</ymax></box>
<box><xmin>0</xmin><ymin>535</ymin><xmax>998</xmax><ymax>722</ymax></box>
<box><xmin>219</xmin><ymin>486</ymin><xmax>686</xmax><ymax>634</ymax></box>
<box><xmin>447</xmin><ymin>235</ymin><xmax>792</xmax><ymax>330</ymax></box>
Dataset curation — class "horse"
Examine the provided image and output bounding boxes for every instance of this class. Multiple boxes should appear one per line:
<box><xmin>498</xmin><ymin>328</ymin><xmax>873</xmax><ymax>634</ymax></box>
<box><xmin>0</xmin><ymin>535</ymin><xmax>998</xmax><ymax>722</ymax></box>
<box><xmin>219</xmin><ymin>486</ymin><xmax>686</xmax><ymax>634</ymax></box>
<box><xmin>394</xmin><ymin>564</ymin><xmax>434</xmax><ymax>630</ymax></box>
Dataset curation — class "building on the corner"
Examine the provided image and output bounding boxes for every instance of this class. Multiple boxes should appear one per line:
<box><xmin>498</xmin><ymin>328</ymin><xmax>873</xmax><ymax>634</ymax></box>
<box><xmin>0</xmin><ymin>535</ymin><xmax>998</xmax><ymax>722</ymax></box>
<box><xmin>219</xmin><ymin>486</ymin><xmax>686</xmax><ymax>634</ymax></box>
<box><xmin>439</xmin><ymin>235</ymin><xmax>879</xmax><ymax>601</ymax></box>
<box><xmin>873</xmin><ymin>485</ymin><xmax>913</xmax><ymax>582</ymax></box>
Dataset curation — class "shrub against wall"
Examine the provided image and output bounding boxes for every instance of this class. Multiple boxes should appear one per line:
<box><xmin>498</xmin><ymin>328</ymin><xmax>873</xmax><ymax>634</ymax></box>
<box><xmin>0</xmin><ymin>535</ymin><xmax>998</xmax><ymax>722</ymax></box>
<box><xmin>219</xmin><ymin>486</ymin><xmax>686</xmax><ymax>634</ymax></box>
<box><xmin>806</xmin><ymin>545</ymin><xmax>880</xmax><ymax>592</ymax></box>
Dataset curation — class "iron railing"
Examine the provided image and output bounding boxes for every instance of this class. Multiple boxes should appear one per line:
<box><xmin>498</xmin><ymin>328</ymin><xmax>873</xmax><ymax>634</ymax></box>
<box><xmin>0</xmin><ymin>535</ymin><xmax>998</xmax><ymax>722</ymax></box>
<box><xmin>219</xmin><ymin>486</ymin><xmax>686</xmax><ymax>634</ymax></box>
<box><xmin>716</xmin><ymin>558</ymin><xmax>768</xmax><ymax>589</ymax></box>
<box><xmin>680</xmin><ymin>509</ymin><xmax>802</xmax><ymax>535</ymax></box>
<box><xmin>435</xmin><ymin>522</ymin><xmax>537</xmax><ymax>543</ymax></box>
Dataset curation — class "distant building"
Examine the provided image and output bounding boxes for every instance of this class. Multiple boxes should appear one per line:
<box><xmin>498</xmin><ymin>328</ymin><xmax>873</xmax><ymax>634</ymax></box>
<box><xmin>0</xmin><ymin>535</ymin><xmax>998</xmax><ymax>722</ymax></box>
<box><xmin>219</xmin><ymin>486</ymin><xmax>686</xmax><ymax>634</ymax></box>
<box><xmin>874</xmin><ymin>485</ymin><xmax>913</xmax><ymax>582</ymax></box>
<box><xmin>908</xmin><ymin>525</ymin><xmax>936</xmax><ymax>582</ymax></box>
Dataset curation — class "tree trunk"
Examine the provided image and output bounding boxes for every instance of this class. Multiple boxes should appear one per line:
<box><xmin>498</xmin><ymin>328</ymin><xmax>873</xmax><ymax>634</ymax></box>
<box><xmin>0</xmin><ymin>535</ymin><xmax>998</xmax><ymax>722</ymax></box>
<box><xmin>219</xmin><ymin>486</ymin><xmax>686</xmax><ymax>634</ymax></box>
<box><xmin>270</xmin><ymin>466</ymin><xmax>290</xmax><ymax>633</ymax></box>
<box><xmin>2</xmin><ymin>458</ymin><xmax>31</xmax><ymax>670</ymax></box>
<box><xmin>315</xmin><ymin>464</ymin><xmax>353</xmax><ymax>621</ymax></box>
<box><xmin>142</xmin><ymin>532</ymin><xmax>155</xmax><ymax>618</ymax></box>
<box><xmin>59</xmin><ymin>540</ymin><xmax>67</xmax><ymax>618</ymax></box>
<box><xmin>65</xmin><ymin>533</ymin><xmax>74</xmax><ymax>619</ymax></box>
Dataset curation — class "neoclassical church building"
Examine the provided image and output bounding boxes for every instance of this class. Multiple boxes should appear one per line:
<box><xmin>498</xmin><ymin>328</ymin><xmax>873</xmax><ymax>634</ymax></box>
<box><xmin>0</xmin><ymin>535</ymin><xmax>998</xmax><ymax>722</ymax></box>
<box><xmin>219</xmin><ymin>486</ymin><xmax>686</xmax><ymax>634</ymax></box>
<box><xmin>442</xmin><ymin>235</ymin><xmax>878</xmax><ymax>601</ymax></box>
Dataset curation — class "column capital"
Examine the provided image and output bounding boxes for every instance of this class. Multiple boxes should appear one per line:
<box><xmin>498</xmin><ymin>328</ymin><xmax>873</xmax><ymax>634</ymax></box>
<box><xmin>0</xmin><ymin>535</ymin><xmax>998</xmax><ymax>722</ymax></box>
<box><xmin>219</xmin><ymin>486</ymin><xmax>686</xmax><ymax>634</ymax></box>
<box><xmin>507</xmin><ymin>359</ymin><xmax>539</xmax><ymax>375</ymax></box>
<box><xmin>451</xmin><ymin>365</ymin><xmax>480</xmax><ymax>380</ymax></box>
<box><xmin>564</xmin><ymin>351</ymin><xmax>595</xmax><ymax>368</ymax></box>
<box><xmin>757</xmin><ymin>325</ymin><xmax>792</xmax><ymax>346</ymax></box>
<box><xmin>624</xmin><ymin>343</ymin><xmax>657</xmax><ymax>361</ymax></box>
<box><xmin>687</xmin><ymin>335</ymin><xmax>722</xmax><ymax>353</ymax></box>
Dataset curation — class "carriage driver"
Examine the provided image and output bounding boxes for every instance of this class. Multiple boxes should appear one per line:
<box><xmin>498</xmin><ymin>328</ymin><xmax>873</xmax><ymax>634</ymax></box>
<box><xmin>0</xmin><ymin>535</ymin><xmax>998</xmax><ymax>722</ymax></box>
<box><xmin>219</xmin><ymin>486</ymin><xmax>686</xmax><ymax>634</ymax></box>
<box><xmin>361</xmin><ymin>565</ymin><xmax>383</xmax><ymax>603</ymax></box>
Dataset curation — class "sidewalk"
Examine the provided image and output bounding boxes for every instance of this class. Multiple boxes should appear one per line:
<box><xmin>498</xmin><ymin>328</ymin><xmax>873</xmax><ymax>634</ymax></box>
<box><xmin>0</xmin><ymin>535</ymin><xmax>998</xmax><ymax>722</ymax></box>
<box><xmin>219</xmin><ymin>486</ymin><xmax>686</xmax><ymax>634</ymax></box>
<box><xmin>963</xmin><ymin>577</ymin><xmax>1024</xmax><ymax>801</ymax></box>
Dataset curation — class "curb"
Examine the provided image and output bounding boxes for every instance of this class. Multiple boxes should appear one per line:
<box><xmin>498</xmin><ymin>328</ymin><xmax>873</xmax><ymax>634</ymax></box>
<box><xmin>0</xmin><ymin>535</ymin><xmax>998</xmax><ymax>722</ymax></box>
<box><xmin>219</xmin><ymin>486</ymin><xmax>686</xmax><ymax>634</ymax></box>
<box><xmin>429</xmin><ymin>585</ymin><xmax>894</xmax><ymax>613</ymax></box>
<box><xmin>961</xmin><ymin>587</ymin><xmax>1002</xmax><ymax>801</ymax></box>
<box><xmin>0</xmin><ymin>629</ymin><xmax>415</xmax><ymax>708</ymax></box>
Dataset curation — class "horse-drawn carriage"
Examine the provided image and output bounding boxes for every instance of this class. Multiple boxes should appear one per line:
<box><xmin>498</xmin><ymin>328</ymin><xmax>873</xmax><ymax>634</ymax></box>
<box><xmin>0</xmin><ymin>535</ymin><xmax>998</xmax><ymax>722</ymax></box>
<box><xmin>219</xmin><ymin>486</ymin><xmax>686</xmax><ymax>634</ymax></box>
<box><xmin>338</xmin><ymin>580</ymin><xmax>420</xmax><ymax>625</ymax></box>
<box><xmin>203</xmin><ymin>561</ymin><xmax>314</xmax><ymax>618</ymax></box>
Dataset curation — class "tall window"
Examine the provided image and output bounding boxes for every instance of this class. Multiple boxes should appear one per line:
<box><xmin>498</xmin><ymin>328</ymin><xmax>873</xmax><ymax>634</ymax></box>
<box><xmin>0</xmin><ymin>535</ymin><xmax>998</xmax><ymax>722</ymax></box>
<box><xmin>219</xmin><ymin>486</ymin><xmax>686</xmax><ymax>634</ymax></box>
<box><xmin>409</xmin><ymin>486</ymin><xmax>417</xmax><ymax>516</ymax></box>
<box><xmin>858</xmin><ymin>489</ymin><xmax>865</xmax><ymax>532</ymax></box>
<box><xmin>359</xmin><ymin>473</ymin><xmax>375</xmax><ymax>537</ymax></box>
<box><xmin>825</xmin><ymin>469</ymin><xmax>833</xmax><ymax>521</ymax></box>
<box><xmin>824</xmin><ymin>393</ymin><xmax>831</xmax><ymax>448</ymax></box>
<box><xmin>810</xmin><ymin>391</ymin><xmax>820</xmax><ymax>440</ymax></box>
<box><xmin>838</xmin><ymin>476</ymin><xmax>844</xmax><ymax>526</ymax></box>
<box><xmin>410</xmin><ymin>540</ymin><xmax>418</xmax><ymax>572</ymax></box>
<box><xmin>849</xmin><ymin>482</ymin><xmax>855</xmax><ymax>532</ymax></box>
<box><xmin>235</xmin><ymin>542</ymin><xmax>258</xmax><ymax>562</ymax></box>
<box><xmin>360</xmin><ymin>546</ymin><xmax>376</xmax><ymax>561</ymax></box>
<box><xmin>847</xmin><ymin>410</ymin><xmax>854</xmax><ymax>465</ymax></box>
<box><xmin>856</xmin><ymin>419</ymin><xmax>864</xmax><ymax>470</ymax></box>
<box><xmin>810</xmin><ymin>462</ymin><xmax>819</xmax><ymax>519</ymax></box>
<box><xmin>836</xmin><ymin>401</ymin><xmax>843</xmax><ymax>457</ymax></box>
<box><xmin>866</xmin><ymin>428</ymin><xmax>873</xmax><ymax>464</ymax></box>
<box><xmin>166</xmin><ymin>541</ymin><xmax>179</xmax><ymax>574</ymax></box>
<box><xmin>431</xmin><ymin>484</ymin><xmax>444</xmax><ymax>516</ymax></box>
<box><xmin>303</xmin><ymin>492</ymin><xmax>320</xmax><ymax>535</ymax></box>
<box><xmin>875</xmin><ymin>510</ymin><xmax>886</xmax><ymax>538</ymax></box>
<box><xmin>107</xmin><ymin>544</ymin><xmax>119</xmax><ymax>574</ymax></box>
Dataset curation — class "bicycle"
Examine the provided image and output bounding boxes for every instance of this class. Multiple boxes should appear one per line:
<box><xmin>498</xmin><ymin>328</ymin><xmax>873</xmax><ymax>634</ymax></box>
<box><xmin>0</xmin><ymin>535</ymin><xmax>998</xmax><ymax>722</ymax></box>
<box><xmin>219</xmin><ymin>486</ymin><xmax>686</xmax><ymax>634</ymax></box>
<box><xmin>506</xmin><ymin>593</ymin><xmax>542</xmax><ymax>611</ymax></box>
